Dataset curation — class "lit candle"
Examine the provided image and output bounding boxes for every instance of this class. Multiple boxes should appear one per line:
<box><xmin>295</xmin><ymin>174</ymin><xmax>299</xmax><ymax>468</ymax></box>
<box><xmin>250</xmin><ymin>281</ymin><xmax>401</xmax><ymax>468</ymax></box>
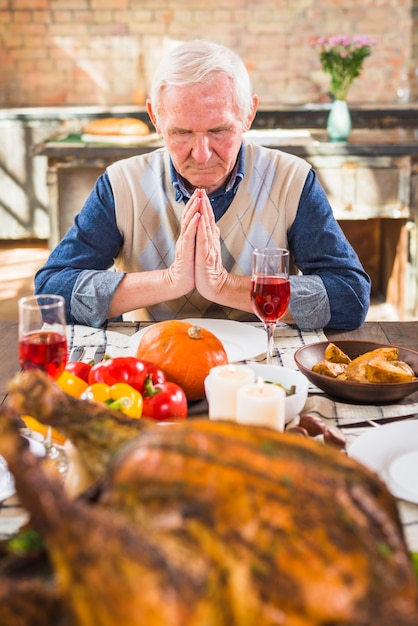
<box><xmin>236</xmin><ymin>376</ymin><xmax>285</xmax><ymax>431</ymax></box>
<box><xmin>208</xmin><ymin>364</ymin><xmax>255</xmax><ymax>421</ymax></box>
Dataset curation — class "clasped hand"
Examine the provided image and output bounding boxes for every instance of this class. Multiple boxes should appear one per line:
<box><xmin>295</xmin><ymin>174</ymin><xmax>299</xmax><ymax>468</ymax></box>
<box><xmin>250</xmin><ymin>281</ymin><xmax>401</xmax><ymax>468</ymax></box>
<box><xmin>168</xmin><ymin>188</ymin><xmax>229</xmax><ymax>301</ymax></box>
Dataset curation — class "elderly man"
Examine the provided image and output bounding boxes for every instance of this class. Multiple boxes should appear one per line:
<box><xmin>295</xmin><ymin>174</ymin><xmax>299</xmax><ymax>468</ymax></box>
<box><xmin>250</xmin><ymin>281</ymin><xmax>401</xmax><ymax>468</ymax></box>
<box><xmin>35</xmin><ymin>39</ymin><xmax>370</xmax><ymax>329</ymax></box>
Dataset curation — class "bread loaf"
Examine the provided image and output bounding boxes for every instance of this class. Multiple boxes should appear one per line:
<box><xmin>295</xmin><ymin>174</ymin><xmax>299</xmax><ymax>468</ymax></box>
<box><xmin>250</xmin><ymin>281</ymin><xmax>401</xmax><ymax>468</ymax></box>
<box><xmin>83</xmin><ymin>117</ymin><xmax>150</xmax><ymax>136</ymax></box>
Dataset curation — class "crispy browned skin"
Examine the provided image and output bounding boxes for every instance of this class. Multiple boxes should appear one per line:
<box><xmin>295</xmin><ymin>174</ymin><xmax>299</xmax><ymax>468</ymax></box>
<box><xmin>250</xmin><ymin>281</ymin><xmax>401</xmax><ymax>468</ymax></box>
<box><xmin>0</xmin><ymin>576</ymin><xmax>65</xmax><ymax>626</ymax></box>
<box><xmin>0</xmin><ymin>413</ymin><xmax>236</xmax><ymax>626</ymax></box>
<box><xmin>6</xmin><ymin>370</ymin><xmax>149</xmax><ymax>481</ymax></box>
<box><xmin>98</xmin><ymin>419</ymin><xmax>418</xmax><ymax>625</ymax></box>
<box><xmin>1</xmin><ymin>388</ymin><xmax>418</xmax><ymax>625</ymax></box>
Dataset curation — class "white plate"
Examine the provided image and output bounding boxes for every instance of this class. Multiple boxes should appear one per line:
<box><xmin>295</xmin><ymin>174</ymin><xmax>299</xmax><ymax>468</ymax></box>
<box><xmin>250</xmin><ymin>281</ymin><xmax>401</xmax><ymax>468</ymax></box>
<box><xmin>0</xmin><ymin>437</ymin><xmax>45</xmax><ymax>502</ymax></box>
<box><xmin>348</xmin><ymin>421</ymin><xmax>418</xmax><ymax>503</ymax></box>
<box><xmin>0</xmin><ymin>457</ymin><xmax>14</xmax><ymax>501</ymax></box>
<box><xmin>388</xmin><ymin>450</ymin><xmax>418</xmax><ymax>503</ymax></box>
<box><xmin>128</xmin><ymin>319</ymin><xmax>266</xmax><ymax>363</ymax></box>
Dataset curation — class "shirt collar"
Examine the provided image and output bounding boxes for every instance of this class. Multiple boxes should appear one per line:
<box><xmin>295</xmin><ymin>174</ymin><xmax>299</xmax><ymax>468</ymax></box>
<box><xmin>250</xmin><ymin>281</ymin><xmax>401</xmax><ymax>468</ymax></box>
<box><xmin>170</xmin><ymin>144</ymin><xmax>245</xmax><ymax>205</ymax></box>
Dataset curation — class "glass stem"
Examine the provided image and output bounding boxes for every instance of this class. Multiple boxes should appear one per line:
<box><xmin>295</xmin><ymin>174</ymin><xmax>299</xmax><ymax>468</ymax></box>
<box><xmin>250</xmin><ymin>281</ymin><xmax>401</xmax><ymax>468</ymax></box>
<box><xmin>265</xmin><ymin>323</ymin><xmax>276</xmax><ymax>365</ymax></box>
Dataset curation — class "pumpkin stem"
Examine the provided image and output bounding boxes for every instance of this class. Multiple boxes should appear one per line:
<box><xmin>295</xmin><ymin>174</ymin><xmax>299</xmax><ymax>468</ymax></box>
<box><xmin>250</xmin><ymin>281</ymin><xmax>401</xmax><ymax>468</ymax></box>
<box><xmin>188</xmin><ymin>325</ymin><xmax>203</xmax><ymax>340</ymax></box>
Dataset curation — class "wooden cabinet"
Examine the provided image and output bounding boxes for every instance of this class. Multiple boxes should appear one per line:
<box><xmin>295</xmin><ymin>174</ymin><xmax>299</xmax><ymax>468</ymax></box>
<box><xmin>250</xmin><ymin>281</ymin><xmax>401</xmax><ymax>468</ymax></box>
<box><xmin>311</xmin><ymin>155</ymin><xmax>410</xmax><ymax>217</ymax></box>
<box><xmin>338</xmin><ymin>218</ymin><xmax>408</xmax><ymax>317</ymax></box>
<box><xmin>48</xmin><ymin>163</ymin><xmax>106</xmax><ymax>243</ymax></box>
<box><xmin>306</xmin><ymin>154</ymin><xmax>411</xmax><ymax>318</ymax></box>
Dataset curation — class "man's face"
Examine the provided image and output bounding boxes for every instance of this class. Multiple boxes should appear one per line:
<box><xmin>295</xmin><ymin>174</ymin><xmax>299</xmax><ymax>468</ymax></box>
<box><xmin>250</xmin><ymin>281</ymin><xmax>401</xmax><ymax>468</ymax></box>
<box><xmin>149</xmin><ymin>73</ymin><xmax>251</xmax><ymax>195</ymax></box>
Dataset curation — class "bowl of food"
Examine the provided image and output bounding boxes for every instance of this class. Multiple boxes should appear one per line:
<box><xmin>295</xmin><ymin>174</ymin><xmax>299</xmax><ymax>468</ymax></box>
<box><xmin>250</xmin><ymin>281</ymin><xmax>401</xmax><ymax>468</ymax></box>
<box><xmin>294</xmin><ymin>340</ymin><xmax>418</xmax><ymax>404</ymax></box>
<box><xmin>205</xmin><ymin>364</ymin><xmax>309</xmax><ymax>424</ymax></box>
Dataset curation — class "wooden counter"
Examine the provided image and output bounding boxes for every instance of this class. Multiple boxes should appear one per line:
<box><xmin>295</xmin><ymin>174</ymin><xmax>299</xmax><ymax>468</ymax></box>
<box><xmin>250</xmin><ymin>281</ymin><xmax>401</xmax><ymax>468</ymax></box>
<box><xmin>34</xmin><ymin>127</ymin><xmax>418</xmax><ymax>159</ymax></box>
<box><xmin>3</xmin><ymin>102</ymin><xmax>418</xmax><ymax>239</ymax></box>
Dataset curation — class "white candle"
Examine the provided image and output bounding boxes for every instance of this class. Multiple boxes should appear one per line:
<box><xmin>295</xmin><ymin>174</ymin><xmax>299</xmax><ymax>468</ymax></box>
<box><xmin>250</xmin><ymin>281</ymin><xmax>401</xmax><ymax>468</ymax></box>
<box><xmin>236</xmin><ymin>376</ymin><xmax>285</xmax><ymax>431</ymax></box>
<box><xmin>208</xmin><ymin>364</ymin><xmax>255</xmax><ymax>421</ymax></box>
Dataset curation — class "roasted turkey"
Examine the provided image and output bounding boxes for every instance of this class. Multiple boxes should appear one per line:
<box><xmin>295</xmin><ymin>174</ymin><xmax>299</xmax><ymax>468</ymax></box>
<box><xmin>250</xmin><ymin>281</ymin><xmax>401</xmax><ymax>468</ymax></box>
<box><xmin>6</xmin><ymin>368</ymin><xmax>149</xmax><ymax>485</ymax></box>
<box><xmin>0</xmin><ymin>370</ymin><xmax>417</xmax><ymax>625</ymax></box>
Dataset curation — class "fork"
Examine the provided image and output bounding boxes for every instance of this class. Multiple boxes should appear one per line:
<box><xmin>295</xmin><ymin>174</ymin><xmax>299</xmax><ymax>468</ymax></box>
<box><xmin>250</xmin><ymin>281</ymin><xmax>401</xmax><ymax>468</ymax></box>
<box><xmin>68</xmin><ymin>346</ymin><xmax>84</xmax><ymax>362</ymax></box>
<box><xmin>232</xmin><ymin>351</ymin><xmax>267</xmax><ymax>364</ymax></box>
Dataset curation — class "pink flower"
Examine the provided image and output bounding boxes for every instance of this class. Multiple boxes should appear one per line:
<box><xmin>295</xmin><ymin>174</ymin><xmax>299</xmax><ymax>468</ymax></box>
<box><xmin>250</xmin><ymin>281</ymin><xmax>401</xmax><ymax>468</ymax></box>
<box><xmin>312</xmin><ymin>33</ymin><xmax>376</xmax><ymax>100</ymax></box>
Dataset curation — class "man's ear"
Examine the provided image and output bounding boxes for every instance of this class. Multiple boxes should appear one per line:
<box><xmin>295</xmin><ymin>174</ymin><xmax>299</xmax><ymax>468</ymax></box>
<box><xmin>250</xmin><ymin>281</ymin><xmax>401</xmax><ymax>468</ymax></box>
<box><xmin>244</xmin><ymin>93</ymin><xmax>259</xmax><ymax>131</ymax></box>
<box><xmin>146</xmin><ymin>99</ymin><xmax>159</xmax><ymax>133</ymax></box>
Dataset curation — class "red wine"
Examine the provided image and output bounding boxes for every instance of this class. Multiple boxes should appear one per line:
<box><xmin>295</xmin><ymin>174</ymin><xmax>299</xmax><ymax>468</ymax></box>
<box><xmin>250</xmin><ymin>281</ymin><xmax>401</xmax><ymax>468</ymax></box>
<box><xmin>251</xmin><ymin>276</ymin><xmax>290</xmax><ymax>323</ymax></box>
<box><xmin>19</xmin><ymin>331</ymin><xmax>67</xmax><ymax>380</ymax></box>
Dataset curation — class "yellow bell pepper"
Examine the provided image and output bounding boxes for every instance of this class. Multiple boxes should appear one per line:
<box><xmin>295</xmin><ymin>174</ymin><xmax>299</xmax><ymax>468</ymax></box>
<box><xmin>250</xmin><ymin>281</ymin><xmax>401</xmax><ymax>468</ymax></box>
<box><xmin>55</xmin><ymin>370</ymin><xmax>88</xmax><ymax>398</ymax></box>
<box><xmin>21</xmin><ymin>416</ymin><xmax>67</xmax><ymax>447</ymax></box>
<box><xmin>83</xmin><ymin>382</ymin><xmax>112</xmax><ymax>403</ymax></box>
<box><xmin>82</xmin><ymin>382</ymin><xmax>143</xmax><ymax>419</ymax></box>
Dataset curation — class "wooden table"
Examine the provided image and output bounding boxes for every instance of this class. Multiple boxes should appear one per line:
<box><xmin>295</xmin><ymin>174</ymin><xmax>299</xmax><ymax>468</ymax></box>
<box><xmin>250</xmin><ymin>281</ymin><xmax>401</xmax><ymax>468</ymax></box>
<box><xmin>2</xmin><ymin>320</ymin><xmax>418</xmax><ymax>404</ymax></box>
<box><xmin>1</xmin><ymin>320</ymin><xmax>418</xmax><ymax>552</ymax></box>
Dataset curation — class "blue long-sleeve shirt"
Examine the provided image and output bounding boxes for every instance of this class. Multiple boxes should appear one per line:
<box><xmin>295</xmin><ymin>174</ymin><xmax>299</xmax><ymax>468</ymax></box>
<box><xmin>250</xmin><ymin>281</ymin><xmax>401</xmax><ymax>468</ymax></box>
<box><xmin>35</xmin><ymin>152</ymin><xmax>370</xmax><ymax>330</ymax></box>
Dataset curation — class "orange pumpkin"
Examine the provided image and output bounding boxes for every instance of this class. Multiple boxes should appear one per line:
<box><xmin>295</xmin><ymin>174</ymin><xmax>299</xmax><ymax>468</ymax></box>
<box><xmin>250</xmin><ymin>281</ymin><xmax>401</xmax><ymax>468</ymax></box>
<box><xmin>136</xmin><ymin>320</ymin><xmax>228</xmax><ymax>401</ymax></box>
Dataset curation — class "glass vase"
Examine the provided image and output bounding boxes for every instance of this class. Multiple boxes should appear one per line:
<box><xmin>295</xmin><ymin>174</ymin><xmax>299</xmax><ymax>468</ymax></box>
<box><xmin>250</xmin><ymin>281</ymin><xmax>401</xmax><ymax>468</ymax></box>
<box><xmin>326</xmin><ymin>99</ymin><xmax>352</xmax><ymax>142</ymax></box>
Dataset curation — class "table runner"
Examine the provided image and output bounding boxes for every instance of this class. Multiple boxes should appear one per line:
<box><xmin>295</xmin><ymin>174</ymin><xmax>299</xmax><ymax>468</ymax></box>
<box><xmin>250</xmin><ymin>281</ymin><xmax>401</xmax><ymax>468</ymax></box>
<box><xmin>302</xmin><ymin>395</ymin><xmax>418</xmax><ymax>427</ymax></box>
<box><xmin>65</xmin><ymin>322</ymin><xmax>328</xmax><ymax>366</ymax></box>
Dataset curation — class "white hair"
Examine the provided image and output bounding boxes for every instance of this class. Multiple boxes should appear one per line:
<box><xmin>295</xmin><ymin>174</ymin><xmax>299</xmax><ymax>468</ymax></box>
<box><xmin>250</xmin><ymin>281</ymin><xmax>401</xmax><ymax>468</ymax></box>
<box><xmin>150</xmin><ymin>39</ymin><xmax>253</xmax><ymax>122</ymax></box>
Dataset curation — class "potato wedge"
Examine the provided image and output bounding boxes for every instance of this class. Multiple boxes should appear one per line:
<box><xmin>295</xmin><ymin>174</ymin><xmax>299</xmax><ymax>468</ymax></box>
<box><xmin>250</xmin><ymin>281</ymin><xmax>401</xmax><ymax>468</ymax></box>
<box><xmin>312</xmin><ymin>360</ymin><xmax>347</xmax><ymax>378</ymax></box>
<box><xmin>365</xmin><ymin>357</ymin><xmax>416</xmax><ymax>383</ymax></box>
<box><xmin>324</xmin><ymin>343</ymin><xmax>351</xmax><ymax>364</ymax></box>
<box><xmin>312</xmin><ymin>344</ymin><xmax>417</xmax><ymax>384</ymax></box>
<box><xmin>338</xmin><ymin>348</ymin><xmax>398</xmax><ymax>383</ymax></box>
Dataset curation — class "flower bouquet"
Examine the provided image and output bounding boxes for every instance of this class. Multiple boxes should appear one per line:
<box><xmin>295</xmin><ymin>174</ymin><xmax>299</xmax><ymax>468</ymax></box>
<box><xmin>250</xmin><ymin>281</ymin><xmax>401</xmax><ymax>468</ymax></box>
<box><xmin>313</xmin><ymin>34</ymin><xmax>375</xmax><ymax>101</ymax></box>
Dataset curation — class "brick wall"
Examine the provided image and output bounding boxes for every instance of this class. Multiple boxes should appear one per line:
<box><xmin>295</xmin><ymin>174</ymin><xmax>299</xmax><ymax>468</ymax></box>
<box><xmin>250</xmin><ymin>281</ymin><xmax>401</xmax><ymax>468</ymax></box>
<box><xmin>0</xmin><ymin>0</ymin><xmax>414</xmax><ymax>107</ymax></box>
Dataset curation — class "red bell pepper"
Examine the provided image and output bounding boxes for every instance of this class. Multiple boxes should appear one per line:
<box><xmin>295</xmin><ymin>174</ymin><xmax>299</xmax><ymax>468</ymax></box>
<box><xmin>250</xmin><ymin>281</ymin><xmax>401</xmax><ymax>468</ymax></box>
<box><xmin>140</xmin><ymin>360</ymin><xmax>166</xmax><ymax>386</ymax></box>
<box><xmin>142</xmin><ymin>378</ymin><xmax>187</xmax><ymax>421</ymax></box>
<box><xmin>65</xmin><ymin>361</ymin><xmax>92</xmax><ymax>384</ymax></box>
<box><xmin>88</xmin><ymin>356</ymin><xmax>148</xmax><ymax>393</ymax></box>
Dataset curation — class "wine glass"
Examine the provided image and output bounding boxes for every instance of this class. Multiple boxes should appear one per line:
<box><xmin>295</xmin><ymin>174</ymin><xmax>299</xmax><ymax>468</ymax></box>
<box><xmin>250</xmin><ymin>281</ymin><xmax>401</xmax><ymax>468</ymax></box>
<box><xmin>251</xmin><ymin>248</ymin><xmax>290</xmax><ymax>365</ymax></box>
<box><xmin>18</xmin><ymin>294</ymin><xmax>68</xmax><ymax>381</ymax></box>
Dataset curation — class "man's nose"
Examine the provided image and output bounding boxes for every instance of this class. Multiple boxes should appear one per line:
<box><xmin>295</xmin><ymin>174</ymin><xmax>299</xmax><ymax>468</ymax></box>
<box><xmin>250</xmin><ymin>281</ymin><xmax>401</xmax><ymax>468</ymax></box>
<box><xmin>192</xmin><ymin>134</ymin><xmax>212</xmax><ymax>162</ymax></box>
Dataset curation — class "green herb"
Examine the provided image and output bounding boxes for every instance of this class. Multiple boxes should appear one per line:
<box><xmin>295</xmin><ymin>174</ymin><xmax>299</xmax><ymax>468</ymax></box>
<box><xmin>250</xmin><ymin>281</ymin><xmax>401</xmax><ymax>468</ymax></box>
<box><xmin>411</xmin><ymin>552</ymin><xmax>418</xmax><ymax>581</ymax></box>
<box><xmin>376</xmin><ymin>540</ymin><xmax>392</xmax><ymax>559</ymax></box>
<box><xmin>265</xmin><ymin>381</ymin><xmax>296</xmax><ymax>396</ymax></box>
<box><xmin>7</xmin><ymin>528</ymin><xmax>44</xmax><ymax>555</ymax></box>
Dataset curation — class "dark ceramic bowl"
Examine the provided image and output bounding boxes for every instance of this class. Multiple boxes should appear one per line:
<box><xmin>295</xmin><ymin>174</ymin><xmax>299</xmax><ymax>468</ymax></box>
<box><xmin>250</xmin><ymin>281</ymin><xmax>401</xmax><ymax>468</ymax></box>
<box><xmin>294</xmin><ymin>340</ymin><xmax>418</xmax><ymax>404</ymax></box>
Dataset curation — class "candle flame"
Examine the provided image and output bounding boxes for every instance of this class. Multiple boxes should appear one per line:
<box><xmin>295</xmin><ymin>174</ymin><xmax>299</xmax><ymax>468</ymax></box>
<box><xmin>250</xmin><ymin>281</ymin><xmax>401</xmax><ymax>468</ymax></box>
<box><xmin>228</xmin><ymin>364</ymin><xmax>236</xmax><ymax>373</ymax></box>
<box><xmin>256</xmin><ymin>376</ymin><xmax>264</xmax><ymax>393</ymax></box>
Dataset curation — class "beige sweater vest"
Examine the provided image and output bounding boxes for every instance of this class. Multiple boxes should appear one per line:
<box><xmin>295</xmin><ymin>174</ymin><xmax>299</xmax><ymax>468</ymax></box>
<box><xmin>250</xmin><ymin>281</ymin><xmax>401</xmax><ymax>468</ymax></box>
<box><xmin>107</xmin><ymin>141</ymin><xmax>310</xmax><ymax>320</ymax></box>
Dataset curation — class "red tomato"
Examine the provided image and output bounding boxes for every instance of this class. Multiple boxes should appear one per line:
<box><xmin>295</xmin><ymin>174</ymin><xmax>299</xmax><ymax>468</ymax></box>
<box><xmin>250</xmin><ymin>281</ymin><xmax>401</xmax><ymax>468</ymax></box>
<box><xmin>142</xmin><ymin>380</ymin><xmax>187</xmax><ymax>421</ymax></box>
<box><xmin>65</xmin><ymin>361</ymin><xmax>92</xmax><ymax>384</ymax></box>
<box><xmin>88</xmin><ymin>356</ymin><xmax>147</xmax><ymax>393</ymax></box>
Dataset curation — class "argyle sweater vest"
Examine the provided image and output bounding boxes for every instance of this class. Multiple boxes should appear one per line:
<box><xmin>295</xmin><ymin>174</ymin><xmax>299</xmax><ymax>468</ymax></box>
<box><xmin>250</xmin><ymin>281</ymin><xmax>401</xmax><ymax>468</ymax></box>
<box><xmin>107</xmin><ymin>141</ymin><xmax>311</xmax><ymax>321</ymax></box>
